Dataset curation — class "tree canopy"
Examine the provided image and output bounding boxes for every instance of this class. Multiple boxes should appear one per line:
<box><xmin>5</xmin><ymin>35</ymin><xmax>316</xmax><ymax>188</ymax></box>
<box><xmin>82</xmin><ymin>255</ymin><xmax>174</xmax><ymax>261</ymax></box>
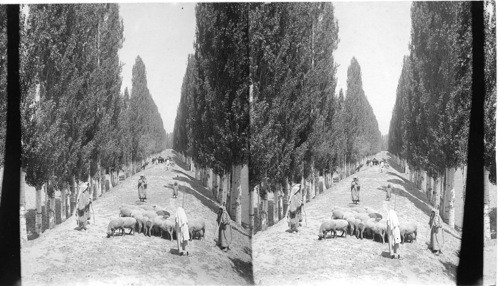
<box><xmin>388</xmin><ymin>2</ymin><xmax>496</xmax><ymax>182</ymax></box>
<box><xmin>20</xmin><ymin>4</ymin><xmax>168</xmax><ymax>193</ymax></box>
<box><xmin>173</xmin><ymin>3</ymin><xmax>250</xmax><ymax>176</ymax></box>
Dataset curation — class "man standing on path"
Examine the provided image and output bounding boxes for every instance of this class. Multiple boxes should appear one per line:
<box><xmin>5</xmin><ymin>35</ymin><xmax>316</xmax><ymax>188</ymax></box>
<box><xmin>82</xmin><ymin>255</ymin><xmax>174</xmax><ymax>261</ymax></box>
<box><xmin>386</xmin><ymin>184</ymin><xmax>393</xmax><ymax>201</ymax></box>
<box><xmin>429</xmin><ymin>208</ymin><xmax>443</xmax><ymax>255</ymax></box>
<box><xmin>387</xmin><ymin>205</ymin><xmax>401</xmax><ymax>259</ymax></box>
<box><xmin>76</xmin><ymin>182</ymin><xmax>91</xmax><ymax>231</ymax></box>
<box><xmin>173</xmin><ymin>182</ymin><xmax>179</xmax><ymax>198</ymax></box>
<box><xmin>287</xmin><ymin>184</ymin><xmax>303</xmax><ymax>232</ymax></box>
<box><xmin>216</xmin><ymin>202</ymin><xmax>231</xmax><ymax>252</ymax></box>
<box><xmin>351</xmin><ymin>177</ymin><xmax>360</xmax><ymax>204</ymax></box>
<box><xmin>138</xmin><ymin>175</ymin><xmax>147</xmax><ymax>202</ymax></box>
<box><xmin>175</xmin><ymin>207</ymin><xmax>190</xmax><ymax>256</ymax></box>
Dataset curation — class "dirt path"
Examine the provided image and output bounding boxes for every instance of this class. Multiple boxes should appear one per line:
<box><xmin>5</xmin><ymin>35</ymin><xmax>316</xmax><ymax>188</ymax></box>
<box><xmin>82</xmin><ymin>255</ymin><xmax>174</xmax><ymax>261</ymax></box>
<box><xmin>253</xmin><ymin>152</ymin><xmax>463</xmax><ymax>285</ymax></box>
<box><xmin>21</xmin><ymin>150</ymin><xmax>253</xmax><ymax>285</ymax></box>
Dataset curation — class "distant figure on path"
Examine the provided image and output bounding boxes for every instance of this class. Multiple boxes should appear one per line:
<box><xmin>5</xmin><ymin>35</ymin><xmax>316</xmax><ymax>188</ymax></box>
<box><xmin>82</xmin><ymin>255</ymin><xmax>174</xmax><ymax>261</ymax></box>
<box><xmin>175</xmin><ymin>207</ymin><xmax>190</xmax><ymax>256</ymax></box>
<box><xmin>428</xmin><ymin>208</ymin><xmax>443</xmax><ymax>255</ymax></box>
<box><xmin>386</xmin><ymin>184</ymin><xmax>392</xmax><ymax>201</ymax></box>
<box><xmin>351</xmin><ymin>177</ymin><xmax>360</xmax><ymax>204</ymax></box>
<box><xmin>216</xmin><ymin>202</ymin><xmax>231</xmax><ymax>252</ymax></box>
<box><xmin>166</xmin><ymin>158</ymin><xmax>170</xmax><ymax>170</ymax></box>
<box><xmin>287</xmin><ymin>184</ymin><xmax>303</xmax><ymax>232</ymax></box>
<box><xmin>76</xmin><ymin>183</ymin><xmax>92</xmax><ymax>231</ymax></box>
<box><xmin>387</xmin><ymin>207</ymin><xmax>401</xmax><ymax>259</ymax></box>
<box><xmin>138</xmin><ymin>175</ymin><xmax>147</xmax><ymax>202</ymax></box>
<box><xmin>172</xmin><ymin>182</ymin><xmax>179</xmax><ymax>198</ymax></box>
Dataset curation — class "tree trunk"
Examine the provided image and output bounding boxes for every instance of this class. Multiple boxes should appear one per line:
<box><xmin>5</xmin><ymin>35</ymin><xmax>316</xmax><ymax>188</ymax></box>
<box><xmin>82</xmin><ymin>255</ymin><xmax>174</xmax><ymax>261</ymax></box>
<box><xmin>443</xmin><ymin>167</ymin><xmax>455</xmax><ymax>225</ymax></box>
<box><xmin>283</xmin><ymin>179</ymin><xmax>290</xmax><ymax>221</ymax></box>
<box><xmin>250</xmin><ymin>185</ymin><xmax>255</xmax><ymax>234</ymax></box>
<box><xmin>484</xmin><ymin>166</ymin><xmax>491</xmax><ymax>239</ymax></box>
<box><xmin>35</xmin><ymin>186</ymin><xmax>42</xmax><ymax>235</ymax></box>
<box><xmin>426</xmin><ymin>172</ymin><xmax>432</xmax><ymax>202</ymax></box>
<box><xmin>278</xmin><ymin>184</ymin><xmax>284</xmax><ymax>220</ymax></box>
<box><xmin>273</xmin><ymin>186</ymin><xmax>278</xmax><ymax>224</ymax></box>
<box><xmin>262</xmin><ymin>191</ymin><xmax>268</xmax><ymax>231</ymax></box>
<box><xmin>45</xmin><ymin>184</ymin><xmax>55</xmax><ymax>230</ymax></box>
<box><xmin>70</xmin><ymin>176</ymin><xmax>76</xmax><ymax>215</ymax></box>
<box><xmin>43</xmin><ymin>184</ymin><xmax>49</xmax><ymax>229</ymax></box>
<box><xmin>60</xmin><ymin>187</ymin><xmax>67</xmax><ymax>221</ymax></box>
<box><xmin>20</xmin><ymin>172</ymin><xmax>28</xmax><ymax>243</ymax></box>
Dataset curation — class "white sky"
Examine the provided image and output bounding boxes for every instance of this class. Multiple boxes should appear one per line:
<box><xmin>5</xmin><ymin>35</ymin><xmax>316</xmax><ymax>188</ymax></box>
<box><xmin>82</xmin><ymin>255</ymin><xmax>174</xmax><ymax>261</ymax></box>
<box><xmin>118</xmin><ymin>2</ymin><xmax>412</xmax><ymax>135</ymax></box>
<box><xmin>333</xmin><ymin>2</ymin><xmax>412</xmax><ymax>135</ymax></box>
<box><xmin>119</xmin><ymin>3</ymin><xmax>196</xmax><ymax>133</ymax></box>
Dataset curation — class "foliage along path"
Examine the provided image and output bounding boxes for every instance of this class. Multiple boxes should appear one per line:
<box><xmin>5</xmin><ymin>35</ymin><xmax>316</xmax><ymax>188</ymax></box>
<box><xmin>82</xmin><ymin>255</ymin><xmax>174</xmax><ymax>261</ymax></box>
<box><xmin>253</xmin><ymin>151</ymin><xmax>463</xmax><ymax>285</ymax></box>
<box><xmin>21</xmin><ymin>150</ymin><xmax>253</xmax><ymax>285</ymax></box>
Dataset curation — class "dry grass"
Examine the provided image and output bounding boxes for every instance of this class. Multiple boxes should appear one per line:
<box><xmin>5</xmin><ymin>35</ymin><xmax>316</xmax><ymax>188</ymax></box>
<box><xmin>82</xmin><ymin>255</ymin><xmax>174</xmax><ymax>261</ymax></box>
<box><xmin>21</xmin><ymin>150</ymin><xmax>253</xmax><ymax>285</ymax></box>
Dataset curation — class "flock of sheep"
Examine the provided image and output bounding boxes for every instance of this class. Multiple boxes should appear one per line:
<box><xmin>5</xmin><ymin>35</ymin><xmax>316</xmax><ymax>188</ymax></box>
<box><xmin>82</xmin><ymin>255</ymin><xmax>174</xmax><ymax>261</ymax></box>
<box><xmin>106</xmin><ymin>204</ymin><xmax>206</xmax><ymax>241</ymax></box>
<box><xmin>318</xmin><ymin>205</ymin><xmax>418</xmax><ymax>244</ymax></box>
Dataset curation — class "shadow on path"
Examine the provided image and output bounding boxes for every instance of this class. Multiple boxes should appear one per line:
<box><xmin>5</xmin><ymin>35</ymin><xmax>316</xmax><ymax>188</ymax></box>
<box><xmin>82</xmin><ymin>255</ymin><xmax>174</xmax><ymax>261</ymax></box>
<box><xmin>171</xmin><ymin>174</ymin><xmax>219</xmax><ymax>215</ymax></box>
<box><xmin>439</xmin><ymin>260</ymin><xmax>457</xmax><ymax>281</ymax></box>
<box><xmin>387</xmin><ymin>172</ymin><xmax>433</xmax><ymax>216</ymax></box>
<box><xmin>386</xmin><ymin>154</ymin><xmax>406</xmax><ymax>174</ymax></box>
<box><xmin>228</xmin><ymin>256</ymin><xmax>254</xmax><ymax>285</ymax></box>
<box><xmin>172</xmin><ymin>153</ymin><xmax>191</xmax><ymax>172</ymax></box>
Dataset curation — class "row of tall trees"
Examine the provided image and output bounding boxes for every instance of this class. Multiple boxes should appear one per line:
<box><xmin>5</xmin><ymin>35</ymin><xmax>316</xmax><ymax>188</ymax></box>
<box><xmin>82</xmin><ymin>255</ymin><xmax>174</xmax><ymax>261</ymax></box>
<box><xmin>19</xmin><ymin>4</ymin><xmax>167</xmax><ymax>233</ymax></box>
<box><xmin>173</xmin><ymin>3</ymin><xmax>250</xmax><ymax>179</ymax></box>
<box><xmin>249</xmin><ymin>3</ymin><xmax>381</xmax><ymax>197</ymax></box>
<box><xmin>388</xmin><ymin>1</ymin><xmax>496</xmax><ymax>183</ymax></box>
<box><xmin>174</xmin><ymin>4</ymin><xmax>382</xmax><ymax>230</ymax></box>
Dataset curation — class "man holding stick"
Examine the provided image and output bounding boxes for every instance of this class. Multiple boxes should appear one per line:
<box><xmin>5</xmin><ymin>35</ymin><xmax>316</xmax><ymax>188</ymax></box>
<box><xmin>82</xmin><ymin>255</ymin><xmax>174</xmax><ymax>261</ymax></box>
<box><xmin>216</xmin><ymin>202</ymin><xmax>231</xmax><ymax>252</ymax></box>
<box><xmin>286</xmin><ymin>184</ymin><xmax>304</xmax><ymax>232</ymax></box>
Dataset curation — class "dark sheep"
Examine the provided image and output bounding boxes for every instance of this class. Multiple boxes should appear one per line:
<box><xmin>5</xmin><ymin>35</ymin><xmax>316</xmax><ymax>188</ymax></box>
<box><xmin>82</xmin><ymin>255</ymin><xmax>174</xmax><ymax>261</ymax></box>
<box><xmin>368</xmin><ymin>213</ymin><xmax>383</xmax><ymax>220</ymax></box>
<box><xmin>156</xmin><ymin>210</ymin><xmax>171</xmax><ymax>218</ymax></box>
<box><xmin>318</xmin><ymin>219</ymin><xmax>349</xmax><ymax>240</ymax></box>
<box><xmin>151</xmin><ymin>216</ymin><xmax>165</xmax><ymax>236</ymax></box>
<box><xmin>363</xmin><ymin>218</ymin><xmax>377</xmax><ymax>239</ymax></box>
<box><xmin>107</xmin><ymin>218</ymin><xmax>125</xmax><ymax>238</ymax></box>
<box><xmin>188</xmin><ymin>220</ymin><xmax>206</xmax><ymax>240</ymax></box>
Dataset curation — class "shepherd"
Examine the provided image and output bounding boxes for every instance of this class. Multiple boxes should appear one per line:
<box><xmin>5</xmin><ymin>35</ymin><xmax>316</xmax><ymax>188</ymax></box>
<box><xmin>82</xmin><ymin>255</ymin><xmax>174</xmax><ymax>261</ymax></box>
<box><xmin>216</xmin><ymin>202</ymin><xmax>232</xmax><ymax>252</ymax></box>
<box><xmin>138</xmin><ymin>175</ymin><xmax>147</xmax><ymax>202</ymax></box>
<box><xmin>172</xmin><ymin>182</ymin><xmax>179</xmax><ymax>198</ymax></box>
<box><xmin>351</xmin><ymin>177</ymin><xmax>360</xmax><ymax>204</ymax></box>
<box><xmin>387</xmin><ymin>206</ymin><xmax>401</xmax><ymax>259</ymax></box>
<box><xmin>429</xmin><ymin>208</ymin><xmax>443</xmax><ymax>255</ymax></box>
<box><xmin>286</xmin><ymin>184</ymin><xmax>303</xmax><ymax>232</ymax></box>
<box><xmin>386</xmin><ymin>183</ymin><xmax>393</xmax><ymax>201</ymax></box>
<box><xmin>76</xmin><ymin>182</ymin><xmax>92</xmax><ymax>231</ymax></box>
<box><xmin>175</xmin><ymin>207</ymin><xmax>190</xmax><ymax>256</ymax></box>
